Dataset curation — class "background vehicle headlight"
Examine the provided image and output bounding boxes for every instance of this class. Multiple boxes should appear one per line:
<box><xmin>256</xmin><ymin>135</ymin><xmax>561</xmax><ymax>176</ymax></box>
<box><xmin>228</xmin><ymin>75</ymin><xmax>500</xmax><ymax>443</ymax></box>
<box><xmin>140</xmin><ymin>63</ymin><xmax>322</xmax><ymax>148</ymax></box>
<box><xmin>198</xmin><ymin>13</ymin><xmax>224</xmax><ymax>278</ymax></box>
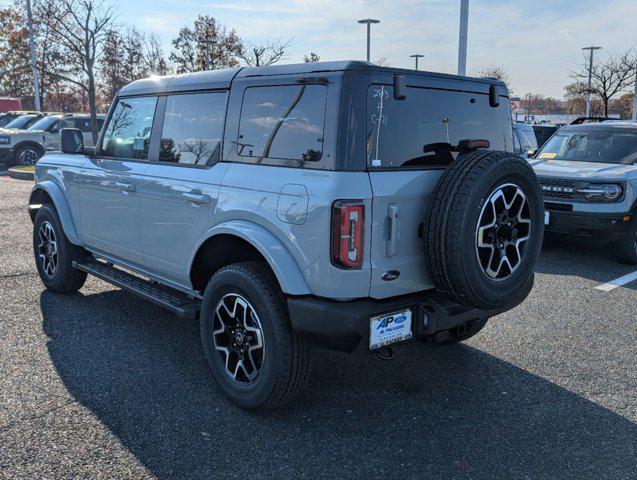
<box><xmin>0</xmin><ymin>136</ymin><xmax>10</xmax><ymax>145</ymax></box>
<box><xmin>578</xmin><ymin>183</ymin><xmax>623</xmax><ymax>202</ymax></box>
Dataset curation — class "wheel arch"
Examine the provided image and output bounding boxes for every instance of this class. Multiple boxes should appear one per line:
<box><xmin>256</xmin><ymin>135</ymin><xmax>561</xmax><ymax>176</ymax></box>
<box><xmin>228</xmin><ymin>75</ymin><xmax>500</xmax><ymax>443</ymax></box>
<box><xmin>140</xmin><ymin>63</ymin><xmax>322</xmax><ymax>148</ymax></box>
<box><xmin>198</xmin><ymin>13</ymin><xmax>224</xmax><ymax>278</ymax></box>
<box><xmin>14</xmin><ymin>140</ymin><xmax>45</xmax><ymax>157</ymax></box>
<box><xmin>188</xmin><ymin>220</ymin><xmax>311</xmax><ymax>296</ymax></box>
<box><xmin>28</xmin><ymin>181</ymin><xmax>80</xmax><ymax>245</ymax></box>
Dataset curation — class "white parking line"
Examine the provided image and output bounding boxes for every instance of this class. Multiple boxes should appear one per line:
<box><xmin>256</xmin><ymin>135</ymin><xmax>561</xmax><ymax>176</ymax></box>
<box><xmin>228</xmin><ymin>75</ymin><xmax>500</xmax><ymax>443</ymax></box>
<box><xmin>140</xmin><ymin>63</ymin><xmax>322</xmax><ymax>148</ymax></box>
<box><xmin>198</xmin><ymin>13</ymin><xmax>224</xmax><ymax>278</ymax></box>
<box><xmin>595</xmin><ymin>270</ymin><xmax>637</xmax><ymax>292</ymax></box>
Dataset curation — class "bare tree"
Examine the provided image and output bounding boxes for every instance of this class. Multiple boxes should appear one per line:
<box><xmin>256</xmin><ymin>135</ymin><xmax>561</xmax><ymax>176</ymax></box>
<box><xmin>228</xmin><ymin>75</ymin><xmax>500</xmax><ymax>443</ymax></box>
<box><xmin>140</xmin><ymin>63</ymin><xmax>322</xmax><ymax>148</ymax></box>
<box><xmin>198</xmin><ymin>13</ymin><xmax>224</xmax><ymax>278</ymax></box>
<box><xmin>42</xmin><ymin>0</ymin><xmax>115</xmax><ymax>141</ymax></box>
<box><xmin>141</xmin><ymin>32</ymin><xmax>168</xmax><ymax>75</ymax></box>
<box><xmin>170</xmin><ymin>15</ymin><xmax>242</xmax><ymax>73</ymax></box>
<box><xmin>374</xmin><ymin>57</ymin><xmax>390</xmax><ymax>67</ymax></box>
<box><xmin>477</xmin><ymin>64</ymin><xmax>512</xmax><ymax>93</ymax></box>
<box><xmin>570</xmin><ymin>50</ymin><xmax>636</xmax><ymax>116</ymax></box>
<box><xmin>239</xmin><ymin>38</ymin><xmax>290</xmax><ymax>67</ymax></box>
<box><xmin>303</xmin><ymin>52</ymin><xmax>320</xmax><ymax>63</ymax></box>
<box><xmin>564</xmin><ymin>82</ymin><xmax>604</xmax><ymax>117</ymax></box>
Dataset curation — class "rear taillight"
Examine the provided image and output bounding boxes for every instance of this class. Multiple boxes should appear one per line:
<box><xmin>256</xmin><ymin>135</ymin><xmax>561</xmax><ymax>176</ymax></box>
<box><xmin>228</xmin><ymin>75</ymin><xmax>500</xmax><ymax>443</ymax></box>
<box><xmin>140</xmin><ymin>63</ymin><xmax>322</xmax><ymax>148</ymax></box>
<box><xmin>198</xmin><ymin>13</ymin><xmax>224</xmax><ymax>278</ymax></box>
<box><xmin>331</xmin><ymin>200</ymin><xmax>364</xmax><ymax>269</ymax></box>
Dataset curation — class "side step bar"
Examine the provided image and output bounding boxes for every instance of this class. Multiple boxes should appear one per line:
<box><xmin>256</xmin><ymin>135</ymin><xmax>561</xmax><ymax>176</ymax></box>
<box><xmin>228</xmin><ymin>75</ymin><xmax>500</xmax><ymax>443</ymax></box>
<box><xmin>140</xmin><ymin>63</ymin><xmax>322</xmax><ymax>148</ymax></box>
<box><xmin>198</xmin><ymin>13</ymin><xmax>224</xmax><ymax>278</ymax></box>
<box><xmin>72</xmin><ymin>259</ymin><xmax>201</xmax><ymax>319</ymax></box>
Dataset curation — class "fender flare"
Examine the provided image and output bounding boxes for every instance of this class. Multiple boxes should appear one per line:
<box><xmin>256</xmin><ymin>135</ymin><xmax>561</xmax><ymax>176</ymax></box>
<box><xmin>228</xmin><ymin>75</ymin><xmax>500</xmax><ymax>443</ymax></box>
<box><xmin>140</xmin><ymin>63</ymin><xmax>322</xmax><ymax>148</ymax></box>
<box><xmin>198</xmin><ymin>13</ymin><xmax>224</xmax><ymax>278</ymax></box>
<box><xmin>189</xmin><ymin>220</ymin><xmax>311</xmax><ymax>296</ymax></box>
<box><xmin>29</xmin><ymin>180</ymin><xmax>80</xmax><ymax>245</ymax></box>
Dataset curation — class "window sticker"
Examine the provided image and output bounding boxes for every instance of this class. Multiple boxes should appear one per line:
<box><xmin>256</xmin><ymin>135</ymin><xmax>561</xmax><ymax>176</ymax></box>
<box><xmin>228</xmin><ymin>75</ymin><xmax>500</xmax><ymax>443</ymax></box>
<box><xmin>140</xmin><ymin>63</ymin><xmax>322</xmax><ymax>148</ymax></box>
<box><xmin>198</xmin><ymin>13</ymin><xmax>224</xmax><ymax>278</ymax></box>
<box><xmin>539</xmin><ymin>152</ymin><xmax>557</xmax><ymax>159</ymax></box>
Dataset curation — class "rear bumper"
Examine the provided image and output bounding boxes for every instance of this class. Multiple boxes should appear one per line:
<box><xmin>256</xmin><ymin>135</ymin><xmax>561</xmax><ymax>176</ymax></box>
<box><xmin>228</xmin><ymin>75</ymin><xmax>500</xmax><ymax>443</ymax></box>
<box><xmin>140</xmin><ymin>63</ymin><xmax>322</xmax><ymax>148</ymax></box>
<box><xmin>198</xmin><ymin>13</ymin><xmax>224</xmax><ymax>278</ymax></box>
<box><xmin>544</xmin><ymin>203</ymin><xmax>632</xmax><ymax>241</ymax></box>
<box><xmin>287</xmin><ymin>284</ymin><xmax>530</xmax><ymax>354</ymax></box>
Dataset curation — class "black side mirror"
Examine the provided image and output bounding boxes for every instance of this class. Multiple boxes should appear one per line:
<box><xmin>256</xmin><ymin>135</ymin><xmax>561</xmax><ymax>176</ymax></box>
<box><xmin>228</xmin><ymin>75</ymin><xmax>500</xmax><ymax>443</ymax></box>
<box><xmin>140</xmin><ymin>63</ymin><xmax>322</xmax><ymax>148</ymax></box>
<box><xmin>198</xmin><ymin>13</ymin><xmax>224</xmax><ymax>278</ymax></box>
<box><xmin>61</xmin><ymin>128</ymin><xmax>85</xmax><ymax>154</ymax></box>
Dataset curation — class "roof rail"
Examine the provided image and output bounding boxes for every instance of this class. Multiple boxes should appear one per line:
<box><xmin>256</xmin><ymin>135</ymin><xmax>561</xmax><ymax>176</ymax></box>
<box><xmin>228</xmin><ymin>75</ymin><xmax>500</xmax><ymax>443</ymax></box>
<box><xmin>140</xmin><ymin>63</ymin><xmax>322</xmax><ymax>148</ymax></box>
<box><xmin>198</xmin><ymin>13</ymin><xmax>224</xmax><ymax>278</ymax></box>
<box><xmin>569</xmin><ymin>116</ymin><xmax>612</xmax><ymax>125</ymax></box>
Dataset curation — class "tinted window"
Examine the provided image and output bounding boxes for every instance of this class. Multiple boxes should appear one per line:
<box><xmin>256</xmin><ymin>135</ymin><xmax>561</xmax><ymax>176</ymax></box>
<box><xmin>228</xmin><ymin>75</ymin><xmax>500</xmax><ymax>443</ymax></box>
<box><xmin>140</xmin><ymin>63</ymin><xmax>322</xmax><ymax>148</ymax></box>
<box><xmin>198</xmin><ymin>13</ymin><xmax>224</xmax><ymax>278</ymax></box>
<box><xmin>27</xmin><ymin>116</ymin><xmax>61</xmax><ymax>132</ymax></box>
<box><xmin>238</xmin><ymin>85</ymin><xmax>326</xmax><ymax>161</ymax></box>
<box><xmin>159</xmin><ymin>92</ymin><xmax>227</xmax><ymax>165</ymax></box>
<box><xmin>101</xmin><ymin>97</ymin><xmax>157</xmax><ymax>160</ymax></box>
<box><xmin>5</xmin><ymin>115</ymin><xmax>38</xmax><ymax>130</ymax></box>
<box><xmin>537</xmin><ymin>130</ymin><xmax>637</xmax><ymax>165</ymax></box>
<box><xmin>367</xmin><ymin>85</ymin><xmax>512</xmax><ymax>168</ymax></box>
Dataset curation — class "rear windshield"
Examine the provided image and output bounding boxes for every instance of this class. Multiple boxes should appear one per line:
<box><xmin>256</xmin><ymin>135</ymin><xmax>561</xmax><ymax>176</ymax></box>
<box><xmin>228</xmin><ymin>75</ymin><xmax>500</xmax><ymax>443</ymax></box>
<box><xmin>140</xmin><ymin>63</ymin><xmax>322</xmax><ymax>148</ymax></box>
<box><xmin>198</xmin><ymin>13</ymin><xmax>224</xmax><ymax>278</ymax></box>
<box><xmin>366</xmin><ymin>85</ymin><xmax>512</xmax><ymax>169</ymax></box>
<box><xmin>537</xmin><ymin>130</ymin><xmax>637</xmax><ymax>165</ymax></box>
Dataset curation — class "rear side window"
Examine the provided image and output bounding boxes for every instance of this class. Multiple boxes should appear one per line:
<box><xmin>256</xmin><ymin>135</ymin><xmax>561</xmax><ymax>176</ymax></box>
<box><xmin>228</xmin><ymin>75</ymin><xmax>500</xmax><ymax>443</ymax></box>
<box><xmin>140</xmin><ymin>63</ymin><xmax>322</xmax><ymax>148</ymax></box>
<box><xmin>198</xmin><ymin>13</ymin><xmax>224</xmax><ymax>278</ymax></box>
<box><xmin>159</xmin><ymin>92</ymin><xmax>227</xmax><ymax>166</ymax></box>
<box><xmin>238</xmin><ymin>85</ymin><xmax>326</xmax><ymax>162</ymax></box>
<box><xmin>101</xmin><ymin>96</ymin><xmax>157</xmax><ymax>160</ymax></box>
<box><xmin>367</xmin><ymin>85</ymin><xmax>512</xmax><ymax>169</ymax></box>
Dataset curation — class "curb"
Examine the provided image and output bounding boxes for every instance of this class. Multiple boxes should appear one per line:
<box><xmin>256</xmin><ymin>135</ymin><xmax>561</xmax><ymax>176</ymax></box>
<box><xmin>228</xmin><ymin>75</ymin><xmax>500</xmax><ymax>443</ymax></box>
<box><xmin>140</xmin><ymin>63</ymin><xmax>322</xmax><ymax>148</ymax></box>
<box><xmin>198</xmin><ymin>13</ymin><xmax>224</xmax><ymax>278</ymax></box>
<box><xmin>7</xmin><ymin>167</ymin><xmax>35</xmax><ymax>181</ymax></box>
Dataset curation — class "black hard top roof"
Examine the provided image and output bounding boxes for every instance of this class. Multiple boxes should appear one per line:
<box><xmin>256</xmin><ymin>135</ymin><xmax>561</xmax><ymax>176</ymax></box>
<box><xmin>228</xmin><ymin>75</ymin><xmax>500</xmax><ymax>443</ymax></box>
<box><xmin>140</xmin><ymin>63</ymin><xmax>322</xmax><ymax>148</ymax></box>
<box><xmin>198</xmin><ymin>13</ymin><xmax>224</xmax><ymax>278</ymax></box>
<box><xmin>118</xmin><ymin>60</ymin><xmax>507</xmax><ymax>97</ymax></box>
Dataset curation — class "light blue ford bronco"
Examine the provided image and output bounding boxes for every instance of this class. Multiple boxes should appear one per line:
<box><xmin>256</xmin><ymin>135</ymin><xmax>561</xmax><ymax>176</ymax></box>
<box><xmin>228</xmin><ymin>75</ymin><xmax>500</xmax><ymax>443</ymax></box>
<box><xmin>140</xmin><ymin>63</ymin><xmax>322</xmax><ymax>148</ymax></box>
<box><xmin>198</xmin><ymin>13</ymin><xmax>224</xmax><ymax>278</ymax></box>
<box><xmin>30</xmin><ymin>61</ymin><xmax>544</xmax><ymax>410</ymax></box>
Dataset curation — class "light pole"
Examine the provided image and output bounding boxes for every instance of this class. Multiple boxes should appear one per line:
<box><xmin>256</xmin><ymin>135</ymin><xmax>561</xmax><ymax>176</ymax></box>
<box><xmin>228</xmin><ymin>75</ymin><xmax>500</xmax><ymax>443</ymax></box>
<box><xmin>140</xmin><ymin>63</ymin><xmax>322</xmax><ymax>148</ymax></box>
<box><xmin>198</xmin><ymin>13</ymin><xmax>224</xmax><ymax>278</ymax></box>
<box><xmin>357</xmin><ymin>19</ymin><xmax>380</xmax><ymax>62</ymax></box>
<box><xmin>632</xmin><ymin>64</ymin><xmax>637</xmax><ymax>120</ymax></box>
<box><xmin>25</xmin><ymin>0</ymin><xmax>40</xmax><ymax>111</ymax></box>
<box><xmin>582</xmin><ymin>46</ymin><xmax>601</xmax><ymax>117</ymax></box>
<box><xmin>410</xmin><ymin>54</ymin><xmax>424</xmax><ymax>70</ymax></box>
<box><xmin>457</xmin><ymin>0</ymin><xmax>469</xmax><ymax>76</ymax></box>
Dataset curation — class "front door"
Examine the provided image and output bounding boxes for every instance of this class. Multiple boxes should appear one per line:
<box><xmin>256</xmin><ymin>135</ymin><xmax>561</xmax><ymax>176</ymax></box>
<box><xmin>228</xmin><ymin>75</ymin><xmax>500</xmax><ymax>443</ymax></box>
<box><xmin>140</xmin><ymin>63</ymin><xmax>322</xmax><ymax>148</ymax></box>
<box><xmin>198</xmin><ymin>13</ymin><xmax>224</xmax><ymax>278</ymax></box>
<box><xmin>78</xmin><ymin>95</ymin><xmax>158</xmax><ymax>265</ymax></box>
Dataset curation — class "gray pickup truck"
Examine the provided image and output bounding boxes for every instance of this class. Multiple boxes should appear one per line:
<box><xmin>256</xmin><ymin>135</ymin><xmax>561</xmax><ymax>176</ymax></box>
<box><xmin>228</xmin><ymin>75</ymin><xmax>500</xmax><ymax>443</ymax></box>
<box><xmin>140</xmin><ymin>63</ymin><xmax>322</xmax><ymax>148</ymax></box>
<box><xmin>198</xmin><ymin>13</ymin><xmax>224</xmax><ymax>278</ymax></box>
<box><xmin>530</xmin><ymin>120</ymin><xmax>637</xmax><ymax>263</ymax></box>
<box><xmin>30</xmin><ymin>61</ymin><xmax>544</xmax><ymax>410</ymax></box>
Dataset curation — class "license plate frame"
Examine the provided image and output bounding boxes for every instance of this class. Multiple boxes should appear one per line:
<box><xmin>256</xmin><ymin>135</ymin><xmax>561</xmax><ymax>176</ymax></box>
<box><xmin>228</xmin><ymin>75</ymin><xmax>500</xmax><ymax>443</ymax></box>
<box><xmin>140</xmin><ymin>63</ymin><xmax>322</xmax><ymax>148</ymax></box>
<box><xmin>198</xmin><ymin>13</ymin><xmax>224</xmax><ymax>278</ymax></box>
<box><xmin>369</xmin><ymin>309</ymin><xmax>413</xmax><ymax>350</ymax></box>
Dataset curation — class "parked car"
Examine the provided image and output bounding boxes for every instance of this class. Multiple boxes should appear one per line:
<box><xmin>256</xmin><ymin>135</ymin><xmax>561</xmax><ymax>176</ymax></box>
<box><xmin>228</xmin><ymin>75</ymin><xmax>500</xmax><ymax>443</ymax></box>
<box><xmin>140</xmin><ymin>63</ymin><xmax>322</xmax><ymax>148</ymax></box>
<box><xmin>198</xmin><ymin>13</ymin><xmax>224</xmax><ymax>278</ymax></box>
<box><xmin>29</xmin><ymin>61</ymin><xmax>544</xmax><ymax>410</ymax></box>
<box><xmin>532</xmin><ymin>124</ymin><xmax>560</xmax><ymax>148</ymax></box>
<box><xmin>0</xmin><ymin>113</ymin><xmax>104</xmax><ymax>166</ymax></box>
<box><xmin>513</xmin><ymin>122</ymin><xmax>539</xmax><ymax>157</ymax></box>
<box><xmin>0</xmin><ymin>110</ymin><xmax>39</xmax><ymax>128</ymax></box>
<box><xmin>0</xmin><ymin>97</ymin><xmax>22</xmax><ymax>112</ymax></box>
<box><xmin>530</xmin><ymin>120</ymin><xmax>637</xmax><ymax>263</ymax></box>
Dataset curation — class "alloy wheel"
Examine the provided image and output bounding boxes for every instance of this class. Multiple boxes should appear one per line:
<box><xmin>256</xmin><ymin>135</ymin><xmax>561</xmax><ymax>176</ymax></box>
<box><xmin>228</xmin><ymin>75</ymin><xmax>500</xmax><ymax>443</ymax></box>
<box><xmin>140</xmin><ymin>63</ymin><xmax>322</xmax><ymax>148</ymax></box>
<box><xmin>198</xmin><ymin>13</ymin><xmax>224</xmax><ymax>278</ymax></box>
<box><xmin>476</xmin><ymin>183</ymin><xmax>531</xmax><ymax>280</ymax></box>
<box><xmin>37</xmin><ymin>220</ymin><xmax>58</xmax><ymax>277</ymax></box>
<box><xmin>19</xmin><ymin>148</ymin><xmax>39</xmax><ymax>166</ymax></box>
<box><xmin>212</xmin><ymin>293</ymin><xmax>265</xmax><ymax>384</ymax></box>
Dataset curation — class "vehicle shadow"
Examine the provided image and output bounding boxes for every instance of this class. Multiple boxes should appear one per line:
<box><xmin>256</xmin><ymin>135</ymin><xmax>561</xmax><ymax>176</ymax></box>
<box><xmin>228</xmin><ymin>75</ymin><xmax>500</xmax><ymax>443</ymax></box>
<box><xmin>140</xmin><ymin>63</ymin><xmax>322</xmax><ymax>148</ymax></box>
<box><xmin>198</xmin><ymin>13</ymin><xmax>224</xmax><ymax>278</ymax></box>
<box><xmin>536</xmin><ymin>236</ymin><xmax>636</xmax><ymax>290</ymax></box>
<box><xmin>40</xmin><ymin>289</ymin><xmax>636</xmax><ymax>480</ymax></box>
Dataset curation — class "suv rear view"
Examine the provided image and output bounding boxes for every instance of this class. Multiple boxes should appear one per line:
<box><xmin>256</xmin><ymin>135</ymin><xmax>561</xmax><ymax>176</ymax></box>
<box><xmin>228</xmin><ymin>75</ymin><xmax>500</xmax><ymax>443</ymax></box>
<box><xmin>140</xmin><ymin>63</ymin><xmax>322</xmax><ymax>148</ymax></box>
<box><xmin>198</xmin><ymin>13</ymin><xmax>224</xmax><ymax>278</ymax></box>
<box><xmin>30</xmin><ymin>61</ymin><xmax>544</xmax><ymax>410</ymax></box>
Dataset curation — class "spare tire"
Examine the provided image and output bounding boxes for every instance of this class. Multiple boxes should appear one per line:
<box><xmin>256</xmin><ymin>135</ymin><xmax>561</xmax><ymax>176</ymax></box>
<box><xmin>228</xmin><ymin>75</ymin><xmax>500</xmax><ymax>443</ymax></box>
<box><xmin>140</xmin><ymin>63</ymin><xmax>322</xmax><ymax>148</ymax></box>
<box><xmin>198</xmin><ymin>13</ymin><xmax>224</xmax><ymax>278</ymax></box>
<box><xmin>425</xmin><ymin>150</ymin><xmax>544</xmax><ymax>310</ymax></box>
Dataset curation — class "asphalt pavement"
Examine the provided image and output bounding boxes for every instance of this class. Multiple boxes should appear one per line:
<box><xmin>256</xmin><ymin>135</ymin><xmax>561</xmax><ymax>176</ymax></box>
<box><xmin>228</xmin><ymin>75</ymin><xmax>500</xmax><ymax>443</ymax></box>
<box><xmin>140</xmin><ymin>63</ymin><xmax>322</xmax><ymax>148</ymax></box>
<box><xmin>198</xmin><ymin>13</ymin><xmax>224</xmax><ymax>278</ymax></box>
<box><xmin>0</xmin><ymin>175</ymin><xmax>635</xmax><ymax>480</ymax></box>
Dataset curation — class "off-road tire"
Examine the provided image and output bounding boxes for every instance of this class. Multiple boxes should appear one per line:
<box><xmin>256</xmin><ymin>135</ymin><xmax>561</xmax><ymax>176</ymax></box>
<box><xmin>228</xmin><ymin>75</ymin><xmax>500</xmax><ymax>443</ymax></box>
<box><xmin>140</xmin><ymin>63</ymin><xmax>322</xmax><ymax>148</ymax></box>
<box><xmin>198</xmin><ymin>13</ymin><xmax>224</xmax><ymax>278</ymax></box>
<box><xmin>426</xmin><ymin>318</ymin><xmax>489</xmax><ymax>345</ymax></box>
<box><xmin>200</xmin><ymin>261</ymin><xmax>310</xmax><ymax>411</ymax></box>
<box><xmin>33</xmin><ymin>205</ymin><xmax>87</xmax><ymax>293</ymax></box>
<box><xmin>425</xmin><ymin>150</ymin><xmax>544</xmax><ymax>310</ymax></box>
<box><xmin>618</xmin><ymin>220</ymin><xmax>637</xmax><ymax>265</ymax></box>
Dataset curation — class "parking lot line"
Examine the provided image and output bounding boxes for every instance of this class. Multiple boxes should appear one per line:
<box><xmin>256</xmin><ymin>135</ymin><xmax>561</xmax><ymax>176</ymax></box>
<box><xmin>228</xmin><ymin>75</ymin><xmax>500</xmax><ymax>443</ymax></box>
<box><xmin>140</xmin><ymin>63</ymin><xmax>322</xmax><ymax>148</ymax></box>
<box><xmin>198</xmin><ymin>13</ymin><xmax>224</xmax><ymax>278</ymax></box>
<box><xmin>594</xmin><ymin>270</ymin><xmax>637</xmax><ymax>292</ymax></box>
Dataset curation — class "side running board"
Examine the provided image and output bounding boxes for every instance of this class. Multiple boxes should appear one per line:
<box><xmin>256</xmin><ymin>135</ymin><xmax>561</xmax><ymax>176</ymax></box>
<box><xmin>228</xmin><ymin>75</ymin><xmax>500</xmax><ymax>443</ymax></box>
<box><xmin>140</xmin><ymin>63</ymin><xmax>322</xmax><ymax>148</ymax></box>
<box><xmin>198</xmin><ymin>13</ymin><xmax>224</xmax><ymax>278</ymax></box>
<box><xmin>72</xmin><ymin>259</ymin><xmax>201</xmax><ymax>319</ymax></box>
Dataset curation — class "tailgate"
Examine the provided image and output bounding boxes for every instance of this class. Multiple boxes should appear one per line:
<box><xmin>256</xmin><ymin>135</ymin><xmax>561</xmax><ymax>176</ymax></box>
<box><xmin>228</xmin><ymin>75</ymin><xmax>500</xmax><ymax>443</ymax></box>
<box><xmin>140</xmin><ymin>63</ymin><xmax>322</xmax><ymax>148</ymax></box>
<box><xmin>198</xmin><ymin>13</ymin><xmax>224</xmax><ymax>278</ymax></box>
<box><xmin>368</xmin><ymin>170</ymin><xmax>443</xmax><ymax>299</ymax></box>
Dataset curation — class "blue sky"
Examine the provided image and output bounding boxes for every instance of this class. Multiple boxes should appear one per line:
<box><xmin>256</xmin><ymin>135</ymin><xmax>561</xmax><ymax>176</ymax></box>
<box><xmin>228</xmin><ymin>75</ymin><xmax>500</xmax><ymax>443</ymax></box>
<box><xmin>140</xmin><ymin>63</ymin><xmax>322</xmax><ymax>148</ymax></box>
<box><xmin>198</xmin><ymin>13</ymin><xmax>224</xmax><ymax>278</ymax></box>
<box><xmin>14</xmin><ymin>0</ymin><xmax>637</xmax><ymax>98</ymax></box>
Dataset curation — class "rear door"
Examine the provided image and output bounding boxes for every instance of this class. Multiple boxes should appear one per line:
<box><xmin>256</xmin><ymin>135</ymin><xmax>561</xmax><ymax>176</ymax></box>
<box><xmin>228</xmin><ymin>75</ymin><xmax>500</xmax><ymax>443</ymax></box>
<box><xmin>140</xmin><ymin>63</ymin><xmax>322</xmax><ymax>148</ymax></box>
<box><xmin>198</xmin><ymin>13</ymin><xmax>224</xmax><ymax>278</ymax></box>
<box><xmin>137</xmin><ymin>91</ymin><xmax>229</xmax><ymax>285</ymax></box>
<box><xmin>366</xmin><ymin>82</ymin><xmax>514</xmax><ymax>299</ymax></box>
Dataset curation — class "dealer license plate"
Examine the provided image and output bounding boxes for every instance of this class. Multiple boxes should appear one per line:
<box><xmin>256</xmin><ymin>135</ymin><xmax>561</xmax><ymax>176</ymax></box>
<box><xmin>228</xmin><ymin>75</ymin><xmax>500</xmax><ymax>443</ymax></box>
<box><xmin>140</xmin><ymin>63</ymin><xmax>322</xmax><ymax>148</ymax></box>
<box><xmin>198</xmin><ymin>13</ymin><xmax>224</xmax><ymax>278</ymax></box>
<box><xmin>544</xmin><ymin>210</ymin><xmax>550</xmax><ymax>225</ymax></box>
<box><xmin>369</xmin><ymin>309</ymin><xmax>413</xmax><ymax>350</ymax></box>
